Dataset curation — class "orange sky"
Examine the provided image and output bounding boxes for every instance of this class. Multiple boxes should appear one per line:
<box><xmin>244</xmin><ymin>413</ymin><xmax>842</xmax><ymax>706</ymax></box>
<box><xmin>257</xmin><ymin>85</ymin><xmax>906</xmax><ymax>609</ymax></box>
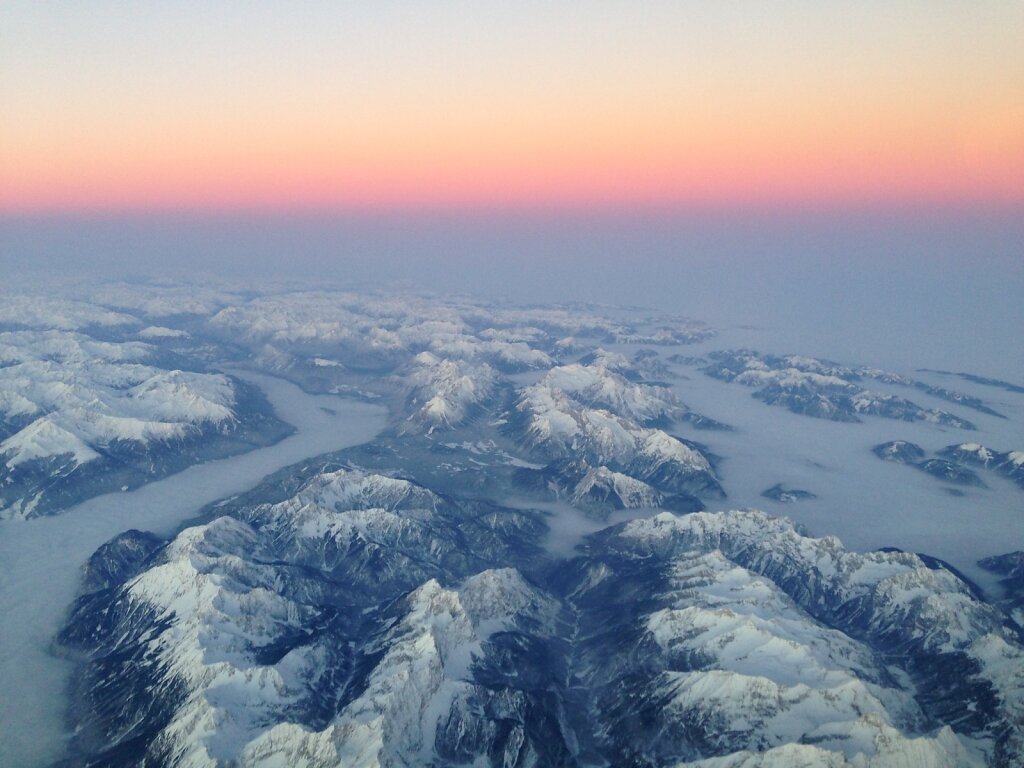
<box><xmin>2</xmin><ymin>2</ymin><xmax>1022</xmax><ymax>212</ymax></box>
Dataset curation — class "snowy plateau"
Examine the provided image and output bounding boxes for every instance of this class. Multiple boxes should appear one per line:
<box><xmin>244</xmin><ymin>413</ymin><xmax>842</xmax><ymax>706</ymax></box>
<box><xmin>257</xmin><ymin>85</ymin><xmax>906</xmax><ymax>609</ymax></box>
<box><xmin>0</xmin><ymin>283</ymin><xmax>1022</xmax><ymax>767</ymax></box>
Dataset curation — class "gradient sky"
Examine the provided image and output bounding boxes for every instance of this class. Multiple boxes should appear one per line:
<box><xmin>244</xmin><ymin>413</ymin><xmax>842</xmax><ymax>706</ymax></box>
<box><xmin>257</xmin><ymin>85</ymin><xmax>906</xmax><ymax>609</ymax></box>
<box><xmin>2</xmin><ymin>1</ymin><xmax>1022</xmax><ymax>212</ymax></box>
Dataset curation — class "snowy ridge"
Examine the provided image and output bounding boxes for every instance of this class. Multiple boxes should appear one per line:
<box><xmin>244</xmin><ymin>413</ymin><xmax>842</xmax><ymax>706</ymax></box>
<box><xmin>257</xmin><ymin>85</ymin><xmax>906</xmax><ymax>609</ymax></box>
<box><xmin>512</xmin><ymin>367</ymin><xmax>721</xmax><ymax>498</ymax></box>
<box><xmin>643</xmin><ymin>554</ymin><xmax>909</xmax><ymax>700</ymax></box>
<box><xmin>0</xmin><ymin>303</ymin><xmax>298</xmax><ymax>518</ymax></box>
<box><xmin>238</xmin><ymin>470</ymin><xmax>464</xmax><ymax>592</ymax></box>
<box><xmin>82</xmin><ymin>282</ymin><xmax>247</xmax><ymax>318</ymax></box>
<box><xmin>603</xmin><ymin>510</ymin><xmax>1024</xmax><ymax>764</ymax></box>
<box><xmin>0</xmin><ymin>332</ymin><xmax>236</xmax><ymax>441</ymax></box>
<box><xmin>63</xmin><ymin>490</ymin><xmax>561</xmax><ymax>767</ymax></box>
<box><xmin>241</xmin><ymin>573</ymin><xmax>558</xmax><ymax>767</ymax></box>
<box><xmin>0</xmin><ymin>417</ymin><xmax>100</xmax><ymax>469</ymax></box>
<box><xmin>139</xmin><ymin>325</ymin><xmax>190</xmax><ymax>339</ymax></box>
<box><xmin>514</xmin><ymin>363</ymin><xmax>701</xmax><ymax>464</ymax></box>
<box><xmin>850</xmin><ymin>391</ymin><xmax>975</xmax><ymax>427</ymax></box>
<box><xmin>210</xmin><ymin>292</ymin><xmax>567</xmax><ymax>377</ymax></box>
<box><xmin>526</xmin><ymin>459</ymin><xmax>705</xmax><ymax>518</ymax></box>
<box><xmin>678</xmin><ymin>718</ymin><xmax>974</xmax><ymax>767</ymax></box>
<box><xmin>208</xmin><ymin>292</ymin><xmax>714</xmax><ymax>378</ymax></box>
<box><xmin>427</xmin><ymin>338</ymin><xmax>553</xmax><ymax>371</ymax></box>
<box><xmin>539</xmin><ymin>359</ymin><xmax>682</xmax><ymax>425</ymax></box>
<box><xmin>570</xmin><ymin>466</ymin><xmax>663</xmax><ymax>511</ymax></box>
<box><xmin>76</xmin><ymin>517</ymin><xmax>334</xmax><ymax>768</ymax></box>
<box><xmin>286</xmin><ymin>468</ymin><xmax>444</xmax><ymax>514</ymax></box>
<box><xmin>0</xmin><ymin>294</ymin><xmax>137</xmax><ymax>330</ymax></box>
<box><xmin>225</xmin><ymin>468</ymin><xmax>547</xmax><ymax>602</ymax></box>
<box><xmin>614</xmin><ymin>511</ymin><xmax>986</xmax><ymax>649</ymax></box>
<box><xmin>576</xmin><ymin>347</ymin><xmax>636</xmax><ymax>373</ymax></box>
<box><xmin>607</xmin><ymin>319</ymin><xmax>714</xmax><ymax>346</ymax></box>
<box><xmin>1</xmin><ymin>358</ymin><xmax>236</xmax><ymax>470</ymax></box>
<box><xmin>940</xmin><ymin>443</ymin><xmax>1024</xmax><ymax>490</ymax></box>
<box><xmin>705</xmin><ymin>350</ymin><xmax>976</xmax><ymax>429</ymax></box>
<box><xmin>565</xmin><ymin>539</ymin><xmax>977</xmax><ymax>766</ymax></box>
<box><xmin>873</xmin><ymin>441</ymin><xmax>986</xmax><ymax>486</ymax></box>
<box><xmin>0</xmin><ymin>328</ymin><xmax>151</xmax><ymax>367</ymax></box>
<box><xmin>63</xmin><ymin>481</ymin><xmax>1024</xmax><ymax>766</ymax></box>
<box><xmin>857</xmin><ymin>366</ymin><xmax>916</xmax><ymax>386</ymax></box>
<box><xmin>402</xmin><ymin>352</ymin><xmax>500</xmax><ymax>433</ymax></box>
<box><xmin>240</xmin><ymin>579</ymin><xmax>481</xmax><ymax>767</ymax></box>
<box><xmin>209</xmin><ymin>292</ymin><xmax>470</xmax><ymax>349</ymax></box>
<box><xmin>458</xmin><ymin>567</ymin><xmax>560</xmax><ymax>632</ymax></box>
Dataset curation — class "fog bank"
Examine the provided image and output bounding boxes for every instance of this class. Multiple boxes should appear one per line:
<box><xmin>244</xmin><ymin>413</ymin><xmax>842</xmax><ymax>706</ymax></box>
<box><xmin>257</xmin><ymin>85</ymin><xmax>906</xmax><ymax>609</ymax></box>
<box><xmin>4</xmin><ymin>209</ymin><xmax>1021</xmax><ymax>379</ymax></box>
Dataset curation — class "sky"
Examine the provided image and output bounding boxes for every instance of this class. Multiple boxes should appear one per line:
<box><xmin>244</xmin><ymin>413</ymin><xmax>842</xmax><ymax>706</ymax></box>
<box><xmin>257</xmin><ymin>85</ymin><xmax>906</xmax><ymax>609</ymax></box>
<box><xmin>2</xmin><ymin>1</ymin><xmax>1023</xmax><ymax>213</ymax></box>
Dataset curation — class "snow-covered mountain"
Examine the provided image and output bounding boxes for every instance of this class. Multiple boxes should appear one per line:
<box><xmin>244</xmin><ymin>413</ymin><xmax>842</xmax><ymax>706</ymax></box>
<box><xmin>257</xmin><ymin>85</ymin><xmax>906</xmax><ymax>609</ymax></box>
<box><xmin>58</xmin><ymin>468</ymin><xmax>559</xmax><ymax>766</ymax></box>
<box><xmin>0</xmin><ymin>294</ymin><xmax>137</xmax><ymax>331</ymax></box>
<box><xmin>61</xmin><ymin>479</ymin><xmax>1024</xmax><ymax>767</ymax></box>
<box><xmin>0</xmin><ymin>325</ymin><xmax>289</xmax><ymax>519</ymax></box>
<box><xmin>705</xmin><ymin>350</ymin><xmax>978</xmax><ymax>429</ymax></box>
<box><xmin>940</xmin><ymin>443</ymin><xmax>1024</xmax><ymax>491</ymax></box>
<box><xmin>605</xmin><ymin>319</ymin><xmax>714</xmax><ymax>346</ymax></box>
<box><xmin>873</xmin><ymin>441</ymin><xmax>985</xmax><ymax>486</ymax></box>
<box><xmin>874</xmin><ymin>439</ymin><xmax>1024</xmax><ymax>491</ymax></box>
<box><xmin>0</xmin><ymin>291</ymin><xmax>307</xmax><ymax>520</ymax></box>
<box><xmin>508</xmin><ymin>361</ymin><xmax>723</xmax><ymax>500</ymax></box>
<box><xmin>205</xmin><ymin>291</ymin><xmax>716</xmax><ymax>379</ymax></box>
<box><xmin>517</xmin><ymin>460</ymin><xmax>705</xmax><ymax>518</ymax></box>
<box><xmin>535</xmin><ymin>357</ymin><xmax>683</xmax><ymax>426</ymax></box>
<box><xmin>5</xmin><ymin>283</ymin><xmax>1021</xmax><ymax>768</ymax></box>
<box><xmin>401</xmin><ymin>352</ymin><xmax>501</xmax><ymax>433</ymax></box>
<box><xmin>564</xmin><ymin>510</ymin><xmax>1024</xmax><ymax>766</ymax></box>
<box><xmin>567</xmin><ymin>464</ymin><xmax>687</xmax><ymax>516</ymax></box>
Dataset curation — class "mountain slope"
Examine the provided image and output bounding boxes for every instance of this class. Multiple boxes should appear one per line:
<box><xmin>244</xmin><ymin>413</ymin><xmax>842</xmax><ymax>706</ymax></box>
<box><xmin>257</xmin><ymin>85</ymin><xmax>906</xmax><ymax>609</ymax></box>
<box><xmin>61</xmin><ymin>483</ymin><xmax>1024</xmax><ymax>767</ymax></box>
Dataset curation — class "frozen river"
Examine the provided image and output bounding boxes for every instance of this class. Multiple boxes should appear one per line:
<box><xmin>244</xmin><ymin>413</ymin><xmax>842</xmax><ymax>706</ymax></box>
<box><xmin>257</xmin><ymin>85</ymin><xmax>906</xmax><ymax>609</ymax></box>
<box><xmin>0</xmin><ymin>371</ymin><xmax>387</xmax><ymax>767</ymax></box>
